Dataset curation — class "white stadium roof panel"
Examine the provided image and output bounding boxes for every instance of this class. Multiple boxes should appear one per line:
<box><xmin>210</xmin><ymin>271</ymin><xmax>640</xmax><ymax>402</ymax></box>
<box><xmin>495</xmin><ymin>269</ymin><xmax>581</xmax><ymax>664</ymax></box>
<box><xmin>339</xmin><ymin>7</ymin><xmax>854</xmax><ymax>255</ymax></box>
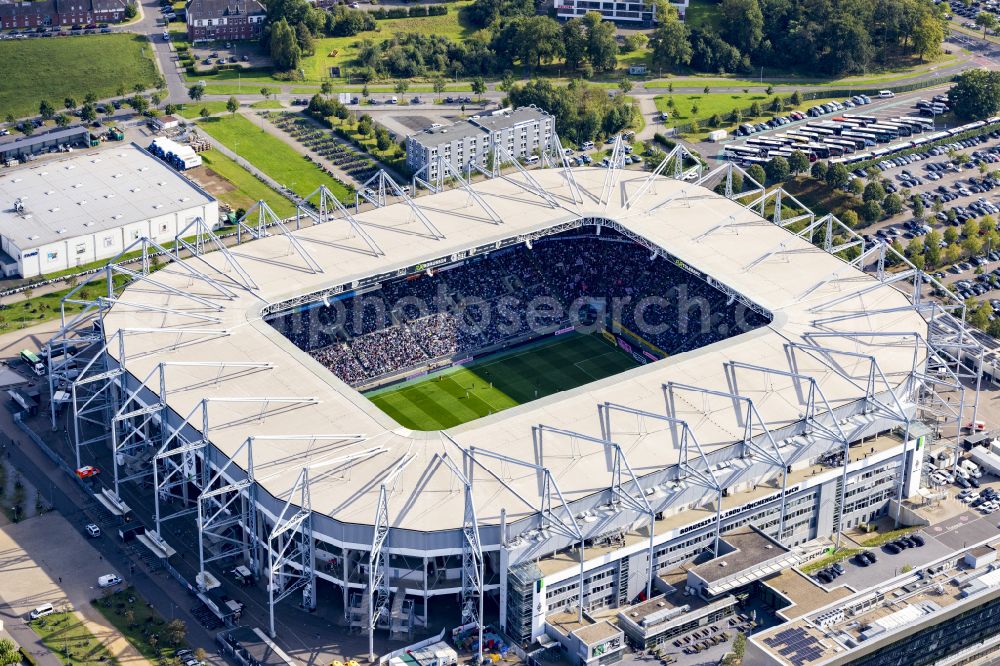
<box><xmin>101</xmin><ymin>166</ymin><xmax>927</xmax><ymax>532</ymax></box>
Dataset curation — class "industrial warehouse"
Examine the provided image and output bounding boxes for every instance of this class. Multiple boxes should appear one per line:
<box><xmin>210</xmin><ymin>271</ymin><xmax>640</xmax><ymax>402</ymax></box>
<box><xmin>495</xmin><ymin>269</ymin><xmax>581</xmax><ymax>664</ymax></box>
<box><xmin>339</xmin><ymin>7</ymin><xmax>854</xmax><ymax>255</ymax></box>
<box><xmin>40</xmin><ymin>140</ymin><xmax>994</xmax><ymax>666</ymax></box>
<box><xmin>0</xmin><ymin>143</ymin><xmax>217</xmax><ymax>277</ymax></box>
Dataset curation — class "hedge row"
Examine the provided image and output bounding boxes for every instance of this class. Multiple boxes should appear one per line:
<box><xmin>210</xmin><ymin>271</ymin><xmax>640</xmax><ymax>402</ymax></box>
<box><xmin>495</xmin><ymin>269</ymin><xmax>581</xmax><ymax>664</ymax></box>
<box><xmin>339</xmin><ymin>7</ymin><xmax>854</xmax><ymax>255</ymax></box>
<box><xmin>372</xmin><ymin>4</ymin><xmax>447</xmax><ymax>18</ymax></box>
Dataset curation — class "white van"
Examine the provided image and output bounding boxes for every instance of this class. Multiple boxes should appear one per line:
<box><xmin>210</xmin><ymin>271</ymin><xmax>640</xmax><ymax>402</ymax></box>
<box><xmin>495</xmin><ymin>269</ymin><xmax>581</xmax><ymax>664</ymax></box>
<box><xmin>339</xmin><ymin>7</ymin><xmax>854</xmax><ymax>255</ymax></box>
<box><xmin>961</xmin><ymin>459</ymin><xmax>982</xmax><ymax>478</ymax></box>
<box><xmin>955</xmin><ymin>466</ymin><xmax>971</xmax><ymax>481</ymax></box>
<box><xmin>580</xmin><ymin>141</ymin><xmax>595</xmax><ymax>151</ymax></box>
<box><xmin>878</xmin><ymin>90</ymin><xmax>895</xmax><ymax>98</ymax></box>
<box><xmin>389</xmin><ymin>96</ymin><xmax>398</xmax><ymax>105</ymax></box>
<box><xmin>29</xmin><ymin>603</ymin><xmax>54</xmax><ymax>620</ymax></box>
<box><xmin>524</xmin><ymin>155</ymin><xmax>540</xmax><ymax>165</ymax></box>
<box><xmin>97</xmin><ymin>574</ymin><xmax>123</xmax><ymax>588</ymax></box>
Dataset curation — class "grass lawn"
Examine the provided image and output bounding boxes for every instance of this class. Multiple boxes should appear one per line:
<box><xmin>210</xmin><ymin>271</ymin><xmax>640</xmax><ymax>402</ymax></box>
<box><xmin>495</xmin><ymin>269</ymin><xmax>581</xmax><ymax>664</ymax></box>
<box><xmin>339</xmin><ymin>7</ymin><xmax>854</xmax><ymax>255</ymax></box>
<box><xmin>365</xmin><ymin>332</ymin><xmax>639</xmax><ymax>429</ymax></box>
<box><xmin>194</xmin><ymin>149</ymin><xmax>296</xmax><ymax>218</ymax></box>
<box><xmin>93</xmin><ymin>588</ymin><xmax>187</xmax><ymax>666</ymax></box>
<box><xmin>197</xmin><ymin>113</ymin><xmax>353</xmax><ymax>201</ymax></box>
<box><xmin>29</xmin><ymin>612</ymin><xmax>118</xmax><ymax>666</ymax></box>
<box><xmin>300</xmin><ymin>2</ymin><xmax>476</xmax><ymax>82</ymax></box>
<box><xmin>0</xmin><ymin>280</ymin><xmax>100</xmax><ymax>330</ymax></box>
<box><xmin>251</xmin><ymin>100</ymin><xmax>284</xmax><ymax>109</ymax></box>
<box><xmin>176</xmin><ymin>101</ymin><xmax>229</xmax><ymax>118</ymax></box>
<box><xmin>654</xmin><ymin>92</ymin><xmax>770</xmax><ymax>125</ymax></box>
<box><xmin>0</xmin><ymin>34</ymin><xmax>157</xmax><ymax>119</ymax></box>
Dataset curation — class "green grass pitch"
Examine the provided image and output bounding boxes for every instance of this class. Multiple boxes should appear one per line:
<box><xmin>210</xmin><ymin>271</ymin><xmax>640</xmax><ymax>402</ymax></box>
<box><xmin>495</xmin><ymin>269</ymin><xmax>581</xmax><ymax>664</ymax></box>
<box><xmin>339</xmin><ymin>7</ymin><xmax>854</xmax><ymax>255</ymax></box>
<box><xmin>365</xmin><ymin>332</ymin><xmax>641</xmax><ymax>430</ymax></box>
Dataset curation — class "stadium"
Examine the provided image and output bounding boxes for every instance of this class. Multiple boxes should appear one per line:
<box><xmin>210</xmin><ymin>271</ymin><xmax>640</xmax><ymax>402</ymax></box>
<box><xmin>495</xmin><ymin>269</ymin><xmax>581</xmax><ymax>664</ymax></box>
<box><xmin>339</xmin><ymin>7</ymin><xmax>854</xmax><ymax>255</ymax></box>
<box><xmin>47</xmin><ymin>143</ymin><xmax>975</xmax><ymax>662</ymax></box>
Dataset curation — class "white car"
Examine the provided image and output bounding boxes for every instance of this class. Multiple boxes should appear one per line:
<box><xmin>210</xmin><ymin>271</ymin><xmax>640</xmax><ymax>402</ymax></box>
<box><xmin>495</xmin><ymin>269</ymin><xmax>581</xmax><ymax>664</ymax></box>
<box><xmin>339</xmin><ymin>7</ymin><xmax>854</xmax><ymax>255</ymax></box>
<box><xmin>85</xmin><ymin>523</ymin><xmax>101</xmax><ymax>538</ymax></box>
<box><xmin>97</xmin><ymin>574</ymin><xmax>122</xmax><ymax>588</ymax></box>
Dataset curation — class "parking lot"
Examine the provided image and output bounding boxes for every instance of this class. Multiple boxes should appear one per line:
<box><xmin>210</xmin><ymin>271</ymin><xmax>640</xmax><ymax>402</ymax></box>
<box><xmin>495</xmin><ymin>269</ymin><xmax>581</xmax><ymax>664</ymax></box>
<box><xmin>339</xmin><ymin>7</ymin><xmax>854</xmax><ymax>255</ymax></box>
<box><xmin>854</xmin><ymin>123</ymin><xmax>1000</xmax><ymax>308</ymax></box>
<box><xmin>189</xmin><ymin>43</ymin><xmax>269</xmax><ymax>71</ymax></box>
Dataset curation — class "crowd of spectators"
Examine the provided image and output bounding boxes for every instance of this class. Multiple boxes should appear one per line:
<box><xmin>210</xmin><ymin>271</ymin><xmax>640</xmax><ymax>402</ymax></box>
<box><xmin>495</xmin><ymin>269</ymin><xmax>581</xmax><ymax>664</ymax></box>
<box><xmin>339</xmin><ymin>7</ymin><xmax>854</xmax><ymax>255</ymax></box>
<box><xmin>268</xmin><ymin>228</ymin><xmax>771</xmax><ymax>386</ymax></box>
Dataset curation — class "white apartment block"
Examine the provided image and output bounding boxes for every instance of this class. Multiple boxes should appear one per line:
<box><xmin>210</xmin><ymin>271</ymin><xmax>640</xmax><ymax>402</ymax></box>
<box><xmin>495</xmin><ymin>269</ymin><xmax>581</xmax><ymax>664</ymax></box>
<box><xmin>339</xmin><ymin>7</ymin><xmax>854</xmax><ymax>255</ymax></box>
<box><xmin>405</xmin><ymin>106</ymin><xmax>555</xmax><ymax>180</ymax></box>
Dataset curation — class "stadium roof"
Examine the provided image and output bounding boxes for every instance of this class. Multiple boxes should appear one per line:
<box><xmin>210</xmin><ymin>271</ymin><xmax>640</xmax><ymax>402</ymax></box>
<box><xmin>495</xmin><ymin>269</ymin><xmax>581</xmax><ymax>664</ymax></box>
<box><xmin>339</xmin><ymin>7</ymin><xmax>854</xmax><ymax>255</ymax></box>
<box><xmin>100</xmin><ymin>165</ymin><xmax>928</xmax><ymax>532</ymax></box>
<box><xmin>0</xmin><ymin>144</ymin><xmax>214</xmax><ymax>250</ymax></box>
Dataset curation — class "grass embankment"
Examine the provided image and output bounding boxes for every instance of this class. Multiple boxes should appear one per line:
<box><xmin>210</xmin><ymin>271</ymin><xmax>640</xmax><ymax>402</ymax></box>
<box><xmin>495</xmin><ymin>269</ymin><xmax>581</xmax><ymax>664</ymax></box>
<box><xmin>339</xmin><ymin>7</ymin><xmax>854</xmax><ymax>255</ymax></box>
<box><xmin>29</xmin><ymin>612</ymin><xmax>118</xmax><ymax>666</ymax></box>
<box><xmin>0</xmin><ymin>34</ymin><xmax>157</xmax><ymax>119</ymax></box>
<box><xmin>860</xmin><ymin>527</ymin><xmax>918</xmax><ymax>547</ymax></box>
<box><xmin>197</xmin><ymin>113</ymin><xmax>353</xmax><ymax>201</ymax></box>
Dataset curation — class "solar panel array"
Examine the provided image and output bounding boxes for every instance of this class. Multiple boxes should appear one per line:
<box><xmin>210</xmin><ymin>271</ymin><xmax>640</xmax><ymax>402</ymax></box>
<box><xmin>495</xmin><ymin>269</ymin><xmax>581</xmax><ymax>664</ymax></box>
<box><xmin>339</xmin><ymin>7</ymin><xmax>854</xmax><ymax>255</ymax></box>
<box><xmin>762</xmin><ymin>626</ymin><xmax>826</xmax><ymax>663</ymax></box>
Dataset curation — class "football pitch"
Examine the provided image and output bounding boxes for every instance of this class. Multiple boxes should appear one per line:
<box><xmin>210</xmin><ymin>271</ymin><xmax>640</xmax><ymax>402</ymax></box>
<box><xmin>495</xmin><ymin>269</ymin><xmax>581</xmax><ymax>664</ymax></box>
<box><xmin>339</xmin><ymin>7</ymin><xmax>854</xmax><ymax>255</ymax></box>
<box><xmin>365</xmin><ymin>333</ymin><xmax>640</xmax><ymax>430</ymax></box>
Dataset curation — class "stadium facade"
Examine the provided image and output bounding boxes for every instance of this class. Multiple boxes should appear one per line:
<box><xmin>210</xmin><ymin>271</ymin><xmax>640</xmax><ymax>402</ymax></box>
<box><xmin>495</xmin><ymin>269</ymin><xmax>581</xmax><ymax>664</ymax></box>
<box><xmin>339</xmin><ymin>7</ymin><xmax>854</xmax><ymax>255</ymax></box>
<box><xmin>46</xmin><ymin>140</ymin><xmax>982</xmax><ymax>661</ymax></box>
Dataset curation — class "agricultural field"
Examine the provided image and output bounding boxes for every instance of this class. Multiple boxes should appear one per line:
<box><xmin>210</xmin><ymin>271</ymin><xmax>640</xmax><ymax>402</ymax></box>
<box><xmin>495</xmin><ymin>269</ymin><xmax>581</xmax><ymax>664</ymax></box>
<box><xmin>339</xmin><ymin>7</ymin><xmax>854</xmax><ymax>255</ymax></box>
<box><xmin>0</xmin><ymin>34</ymin><xmax>157</xmax><ymax>119</ymax></box>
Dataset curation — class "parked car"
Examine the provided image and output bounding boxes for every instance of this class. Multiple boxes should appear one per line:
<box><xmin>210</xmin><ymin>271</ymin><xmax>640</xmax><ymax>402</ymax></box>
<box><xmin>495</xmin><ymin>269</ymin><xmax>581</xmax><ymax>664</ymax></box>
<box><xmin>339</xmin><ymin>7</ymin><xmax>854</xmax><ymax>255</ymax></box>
<box><xmin>97</xmin><ymin>574</ymin><xmax>122</xmax><ymax>588</ymax></box>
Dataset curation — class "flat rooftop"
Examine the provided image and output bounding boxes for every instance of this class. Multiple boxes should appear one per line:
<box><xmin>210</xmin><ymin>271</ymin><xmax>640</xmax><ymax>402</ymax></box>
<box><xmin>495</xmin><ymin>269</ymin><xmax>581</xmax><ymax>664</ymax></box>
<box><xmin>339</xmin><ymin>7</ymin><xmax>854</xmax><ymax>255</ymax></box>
<box><xmin>412</xmin><ymin>106</ymin><xmax>549</xmax><ymax>143</ymax></box>
<box><xmin>546</xmin><ymin>611</ymin><xmax>620</xmax><ymax>645</ymax></box>
<box><xmin>689</xmin><ymin>526</ymin><xmax>789</xmax><ymax>584</ymax></box>
<box><xmin>753</xmin><ymin>544</ymin><xmax>1000</xmax><ymax>665</ymax></box>
<box><xmin>0</xmin><ymin>143</ymin><xmax>213</xmax><ymax>250</ymax></box>
<box><xmin>100</xmin><ymin>166</ymin><xmax>928</xmax><ymax>533</ymax></box>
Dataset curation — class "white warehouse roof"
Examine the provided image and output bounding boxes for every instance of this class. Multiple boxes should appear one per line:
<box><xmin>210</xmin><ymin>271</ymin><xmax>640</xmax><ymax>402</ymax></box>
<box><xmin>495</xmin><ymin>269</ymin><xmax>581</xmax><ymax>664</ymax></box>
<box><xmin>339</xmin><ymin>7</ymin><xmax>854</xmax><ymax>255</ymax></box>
<box><xmin>0</xmin><ymin>143</ymin><xmax>214</xmax><ymax>251</ymax></box>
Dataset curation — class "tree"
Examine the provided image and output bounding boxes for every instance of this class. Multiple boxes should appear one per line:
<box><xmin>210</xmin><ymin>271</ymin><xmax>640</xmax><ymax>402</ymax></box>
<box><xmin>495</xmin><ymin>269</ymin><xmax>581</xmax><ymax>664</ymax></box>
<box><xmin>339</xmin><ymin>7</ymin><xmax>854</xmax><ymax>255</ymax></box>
<box><xmin>227</xmin><ymin>96</ymin><xmax>239</xmax><ymax>114</ymax></box>
<box><xmin>296</xmin><ymin>21</ymin><xmax>315</xmax><ymax>56</ymax></box>
<box><xmin>749</xmin><ymin>101</ymin><xmax>762</xmax><ymax>117</ymax></box>
<box><xmin>124</xmin><ymin>1</ymin><xmax>137</xmax><ymax>18</ymax></box>
<box><xmin>949</xmin><ymin>70</ymin><xmax>1000</xmax><ymax>121</ymax></box>
<box><xmin>200</xmin><ymin>106</ymin><xmax>210</xmax><ymax>118</ymax></box>
<box><xmin>811</xmin><ymin>160</ymin><xmax>828</xmax><ymax>180</ymax></box>
<box><xmin>357</xmin><ymin>114</ymin><xmax>374</xmax><ymax>136</ymax></box>
<box><xmin>432</xmin><ymin>77</ymin><xmax>447</xmax><ymax>101</ymax></box>
<box><xmin>925</xmin><ymin>229</ymin><xmax>942</xmax><ymax>266</ymax></box>
<box><xmin>765</xmin><ymin>85</ymin><xmax>774</xmax><ymax>95</ymax></box>
<box><xmin>944</xmin><ymin>226</ymin><xmax>959</xmax><ymax>245</ymax></box>
<box><xmin>150</xmin><ymin>92</ymin><xmax>162</xmax><ymax>108</ymax></box>
<box><xmin>964</xmin><ymin>217</ymin><xmax>981</xmax><ymax>239</ymax></box>
<box><xmin>472</xmin><ymin>77</ymin><xmax>487</xmax><ymax>100</ymax></box>
<box><xmin>188</xmin><ymin>84</ymin><xmax>205</xmax><ymax>101</ymax></box>
<box><xmin>841</xmin><ymin>209</ymin><xmax>860</xmax><ymax>228</ymax></box>
<box><xmin>913</xmin><ymin>14</ymin><xmax>944</xmax><ymax>61</ymax></box>
<box><xmin>649</xmin><ymin>7</ymin><xmax>691</xmax><ymax>71</ymax></box>
<box><xmin>746</xmin><ymin>164</ymin><xmax>766</xmax><ymax>188</ymax></box>
<box><xmin>261</xmin><ymin>87</ymin><xmax>275</xmax><ymax>100</ymax></box>
<box><xmin>582</xmin><ymin>12</ymin><xmax>618</xmax><ymax>72</ymax></box>
<box><xmin>562</xmin><ymin>18</ymin><xmax>588</xmax><ymax>70</ymax></box>
<box><xmin>618</xmin><ymin>76</ymin><xmax>632</xmax><ymax>94</ymax></box>
<box><xmin>375</xmin><ymin>127</ymin><xmax>392</xmax><ymax>151</ymax></box>
<box><xmin>863</xmin><ymin>180</ymin><xmax>886</xmax><ymax>203</ymax></box>
<box><xmin>825</xmin><ymin>162</ymin><xmax>850</xmax><ymax>189</ymax></box>
<box><xmin>883</xmin><ymin>193</ymin><xmax>903</xmax><ymax>216</ymax></box>
<box><xmin>788</xmin><ymin>150</ymin><xmax>809</xmax><ymax>175</ymax></box>
<box><xmin>0</xmin><ymin>639</ymin><xmax>18</xmax><ymax>666</ymax></box>
<box><xmin>166</xmin><ymin>619</ymin><xmax>186</xmax><ymax>646</ymax></box>
<box><xmin>38</xmin><ymin>100</ymin><xmax>54</xmax><ymax>120</ymax></box>
<box><xmin>84</xmin><ymin>92</ymin><xmax>98</xmax><ymax>105</ymax></box>
<box><xmin>499</xmin><ymin>70</ymin><xmax>515</xmax><ymax>92</ymax></box>
<box><xmin>765</xmin><ymin>156</ymin><xmax>790</xmax><ymax>183</ymax></box>
<box><xmin>64</xmin><ymin>97</ymin><xmax>77</xmax><ymax>110</ymax></box>
<box><xmin>848</xmin><ymin>178</ymin><xmax>864</xmax><ymax>196</ymax></box>
<box><xmin>80</xmin><ymin>103</ymin><xmax>97</xmax><ymax>122</ymax></box>
<box><xmin>964</xmin><ymin>234</ymin><xmax>983</xmax><ymax>257</ymax></box>
<box><xmin>912</xmin><ymin>196</ymin><xmax>925</xmax><ymax>221</ymax></box>
<box><xmin>861</xmin><ymin>199</ymin><xmax>883</xmax><ymax>222</ymax></box>
<box><xmin>270</xmin><ymin>18</ymin><xmax>302</xmax><ymax>71</ymax></box>
<box><xmin>945</xmin><ymin>243</ymin><xmax>962</xmax><ymax>264</ymax></box>
<box><xmin>720</xmin><ymin>0</ymin><xmax>764</xmax><ymax>52</ymax></box>
<box><xmin>790</xmin><ymin>90</ymin><xmax>802</xmax><ymax>106</ymax></box>
<box><xmin>394</xmin><ymin>80</ymin><xmax>409</xmax><ymax>97</ymax></box>
<box><xmin>54</xmin><ymin>113</ymin><xmax>70</xmax><ymax>127</ymax></box>
<box><xmin>977</xmin><ymin>11</ymin><xmax>998</xmax><ymax>39</ymax></box>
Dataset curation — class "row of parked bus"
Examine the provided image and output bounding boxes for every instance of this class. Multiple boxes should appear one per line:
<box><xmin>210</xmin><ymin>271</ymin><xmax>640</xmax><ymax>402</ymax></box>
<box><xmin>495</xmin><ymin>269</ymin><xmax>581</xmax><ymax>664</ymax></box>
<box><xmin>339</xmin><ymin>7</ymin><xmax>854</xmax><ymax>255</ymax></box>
<box><xmin>832</xmin><ymin>117</ymin><xmax>1000</xmax><ymax>166</ymax></box>
<box><xmin>722</xmin><ymin>114</ymin><xmax>940</xmax><ymax>166</ymax></box>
